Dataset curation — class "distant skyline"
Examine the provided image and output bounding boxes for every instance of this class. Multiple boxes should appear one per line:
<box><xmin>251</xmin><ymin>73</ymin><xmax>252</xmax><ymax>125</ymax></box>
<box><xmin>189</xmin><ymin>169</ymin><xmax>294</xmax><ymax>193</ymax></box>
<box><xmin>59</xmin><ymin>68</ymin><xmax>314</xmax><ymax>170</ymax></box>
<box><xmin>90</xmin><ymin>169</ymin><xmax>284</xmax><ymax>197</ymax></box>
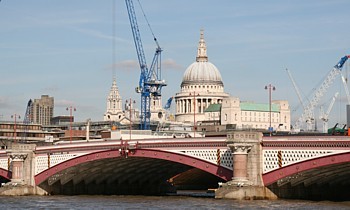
<box><xmin>1</xmin><ymin>0</ymin><xmax>350</xmax><ymax>129</ymax></box>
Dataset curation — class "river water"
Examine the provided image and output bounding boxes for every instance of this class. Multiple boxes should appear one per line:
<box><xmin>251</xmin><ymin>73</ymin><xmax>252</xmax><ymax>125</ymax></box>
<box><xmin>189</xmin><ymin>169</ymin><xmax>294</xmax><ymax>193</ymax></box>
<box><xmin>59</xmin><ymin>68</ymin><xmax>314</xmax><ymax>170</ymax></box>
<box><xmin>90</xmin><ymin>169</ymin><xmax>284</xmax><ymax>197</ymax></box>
<box><xmin>0</xmin><ymin>195</ymin><xmax>349</xmax><ymax>210</ymax></box>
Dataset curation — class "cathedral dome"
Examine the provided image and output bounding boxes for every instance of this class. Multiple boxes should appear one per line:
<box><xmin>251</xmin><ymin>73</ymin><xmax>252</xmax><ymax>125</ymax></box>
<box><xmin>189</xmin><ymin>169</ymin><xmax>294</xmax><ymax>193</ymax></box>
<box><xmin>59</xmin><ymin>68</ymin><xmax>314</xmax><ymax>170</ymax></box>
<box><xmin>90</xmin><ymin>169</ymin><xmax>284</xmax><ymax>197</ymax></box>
<box><xmin>181</xmin><ymin>30</ymin><xmax>223</xmax><ymax>86</ymax></box>
<box><xmin>182</xmin><ymin>61</ymin><xmax>222</xmax><ymax>85</ymax></box>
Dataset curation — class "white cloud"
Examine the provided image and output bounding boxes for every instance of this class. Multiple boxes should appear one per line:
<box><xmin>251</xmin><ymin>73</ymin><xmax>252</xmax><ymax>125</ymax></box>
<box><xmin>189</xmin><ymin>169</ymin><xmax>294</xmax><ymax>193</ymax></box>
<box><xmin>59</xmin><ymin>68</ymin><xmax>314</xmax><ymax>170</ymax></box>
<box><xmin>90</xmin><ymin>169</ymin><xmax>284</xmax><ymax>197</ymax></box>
<box><xmin>162</xmin><ymin>59</ymin><xmax>184</xmax><ymax>71</ymax></box>
<box><xmin>55</xmin><ymin>99</ymin><xmax>76</xmax><ymax>107</ymax></box>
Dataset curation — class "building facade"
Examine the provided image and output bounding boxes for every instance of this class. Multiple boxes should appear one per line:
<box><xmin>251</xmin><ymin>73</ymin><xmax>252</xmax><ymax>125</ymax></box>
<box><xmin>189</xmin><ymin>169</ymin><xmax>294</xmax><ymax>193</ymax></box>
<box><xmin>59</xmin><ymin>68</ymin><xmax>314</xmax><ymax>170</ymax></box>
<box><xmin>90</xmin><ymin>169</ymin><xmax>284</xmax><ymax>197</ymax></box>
<box><xmin>220</xmin><ymin>97</ymin><xmax>290</xmax><ymax>131</ymax></box>
<box><xmin>30</xmin><ymin>95</ymin><xmax>54</xmax><ymax>125</ymax></box>
<box><xmin>175</xmin><ymin>30</ymin><xmax>230</xmax><ymax>124</ymax></box>
<box><xmin>174</xmin><ymin>30</ymin><xmax>291</xmax><ymax>132</ymax></box>
<box><xmin>104</xmin><ymin>78</ymin><xmax>124</xmax><ymax>121</ymax></box>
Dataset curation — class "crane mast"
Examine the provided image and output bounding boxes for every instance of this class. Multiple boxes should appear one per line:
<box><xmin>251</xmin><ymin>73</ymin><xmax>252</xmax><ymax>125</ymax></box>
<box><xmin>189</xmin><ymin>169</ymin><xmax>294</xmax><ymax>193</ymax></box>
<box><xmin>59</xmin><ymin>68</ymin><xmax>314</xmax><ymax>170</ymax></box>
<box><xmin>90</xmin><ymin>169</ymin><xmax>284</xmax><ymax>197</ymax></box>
<box><xmin>340</xmin><ymin>72</ymin><xmax>350</xmax><ymax>104</ymax></box>
<box><xmin>319</xmin><ymin>92</ymin><xmax>338</xmax><ymax>133</ymax></box>
<box><xmin>22</xmin><ymin>99</ymin><xmax>32</xmax><ymax>142</ymax></box>
<box><xmin>125</xmin><ymin>0</ymin><xmax>167</xmax><ymax>130</ymax></box>
<box><xmin>286</xmin><ymin>68</ymin><xmax>307</xmax><ymax>110</ymax></box>
<box><xmin>293</xmin><ymin>55</ymin><xmax>350</xmax><ymax>132</ymax></box>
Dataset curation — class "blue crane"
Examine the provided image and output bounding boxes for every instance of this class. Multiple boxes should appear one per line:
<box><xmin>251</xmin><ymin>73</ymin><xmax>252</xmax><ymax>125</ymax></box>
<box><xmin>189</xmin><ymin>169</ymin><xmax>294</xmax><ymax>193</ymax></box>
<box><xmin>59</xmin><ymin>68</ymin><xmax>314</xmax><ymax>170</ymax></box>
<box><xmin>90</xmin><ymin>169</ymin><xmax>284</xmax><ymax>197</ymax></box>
<box><xmin>21</xmin><ymin>99</ymin><xmax>32</xmax><ymax>142</ymax></box>
<box><xmin>293</xmin><ymin>55</ymin><xmax>350</xmax><ymax>132</ymax></box>
<box><xmin>164</xmin><ymin>97</ymin><xmax>173</xmax><ymax>110</ymax></box>
<box><xmin>125</xmin><ymin>0</ymin><xmax>167</xmax><ymax>130</ymax></box>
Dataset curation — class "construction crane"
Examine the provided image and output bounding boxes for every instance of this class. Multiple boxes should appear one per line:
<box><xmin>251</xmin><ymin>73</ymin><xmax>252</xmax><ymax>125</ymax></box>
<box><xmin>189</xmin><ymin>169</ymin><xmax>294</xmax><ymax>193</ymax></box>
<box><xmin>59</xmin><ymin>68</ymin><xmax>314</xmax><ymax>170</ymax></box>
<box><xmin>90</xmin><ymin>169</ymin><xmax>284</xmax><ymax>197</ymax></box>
<box><xmin>125</xmin><ymin>0</ymin><xmax>167</xmax><ymax>130</ymax></box>
<box><xmin>319</xmin><ymin>92</ymin><xmax>338</xmax><ymax>133</ymax></box>
<box><xmin>292</xmin><ymin>55</ymin><xmax>350</xmax><ymax>132</ymax></box>
<box><xmin>164</xmin><ymin>97</ymin><xmax>173</xmax><ymax>110</ymax></box>
<box><xmin>163</xmin><ymin>96</ymin><xmax>173</xmax><ymax>120</ymax></box>
<box><xmin>286</xmin><ymin>68</ymin><xmax>308</xmax><ymax>111</ymax></box>
<box><xmin>340</xmin><ymin>72</ymin><xmax>350</xmax><ymax>104</ymax></box>
<box><xmin>21</xmin><ymin>99</ymin><xmax>32</xmax><ymax>142</ymax></box>
<box><xmin>156</xmin><ymin>97</ymin><xmax>174</xmax><ymax>132</ymax></box>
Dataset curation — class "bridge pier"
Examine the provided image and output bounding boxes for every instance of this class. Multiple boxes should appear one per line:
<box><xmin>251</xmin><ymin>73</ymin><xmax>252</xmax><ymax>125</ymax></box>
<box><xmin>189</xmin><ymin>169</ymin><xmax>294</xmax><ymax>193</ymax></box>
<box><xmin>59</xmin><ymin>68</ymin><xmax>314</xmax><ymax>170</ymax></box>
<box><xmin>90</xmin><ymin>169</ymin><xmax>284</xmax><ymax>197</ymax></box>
<box><xmin>0</xmin><ymin>144</ymin><xmax>47</xmax><ymax>195</ymax></box>
<box><xmin>9</xmin><ymin>153</ymin><xmax>27</xmax><ymax>184</ymax></box>
<box><xmin>230</xmin><ymin>143</ymin><xmax>252</xmax><ymax>186</ymax></box>
<box><xmin>215</xmin><ymin>131</ymin><xmax>277</xmax><ymax>200</ymax></box>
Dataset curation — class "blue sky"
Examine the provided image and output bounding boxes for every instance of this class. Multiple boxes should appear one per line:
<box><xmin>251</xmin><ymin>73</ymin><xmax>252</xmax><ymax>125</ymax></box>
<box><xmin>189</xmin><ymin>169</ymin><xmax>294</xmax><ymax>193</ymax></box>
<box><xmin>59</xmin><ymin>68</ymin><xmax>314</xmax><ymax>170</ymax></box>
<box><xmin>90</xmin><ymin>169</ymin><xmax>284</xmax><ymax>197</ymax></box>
<box><xmin>1</xmin><ymin>0</ymin><xmax>350</xmax><ymax>129</ymax></box>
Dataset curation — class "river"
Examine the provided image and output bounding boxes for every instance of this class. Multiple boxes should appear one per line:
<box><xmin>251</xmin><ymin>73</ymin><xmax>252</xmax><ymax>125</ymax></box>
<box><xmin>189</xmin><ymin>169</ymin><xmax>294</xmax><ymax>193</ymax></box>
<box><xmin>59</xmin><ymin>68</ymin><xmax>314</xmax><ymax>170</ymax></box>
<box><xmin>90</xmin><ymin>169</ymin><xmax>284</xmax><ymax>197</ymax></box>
<box><xmin>0</xmin><ymin>195</ymin><xmax>349</xmax><ymax>209</ymax></box>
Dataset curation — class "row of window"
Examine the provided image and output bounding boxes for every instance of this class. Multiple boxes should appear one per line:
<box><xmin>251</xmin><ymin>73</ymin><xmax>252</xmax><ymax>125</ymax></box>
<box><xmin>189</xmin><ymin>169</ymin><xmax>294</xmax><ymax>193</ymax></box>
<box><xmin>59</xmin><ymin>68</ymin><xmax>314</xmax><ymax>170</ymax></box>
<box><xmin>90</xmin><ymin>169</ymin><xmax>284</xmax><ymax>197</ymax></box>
<box><xmin>182</xmin><ymin>85</ymin><xmax>222</xmax><ymax>90</ymax></box>
<box><xmin>0</xmin><ymin>132</ymin><xmax>49</xmax><ymax>138</ymax></box>
<box><xmin>224</xmin><ymin>114</ymin><xmax>288</xmax><ymax>124</ymax></box>
<box><xmin>0</xmin><ymin>124</ymin><xmax>41</xmax><ymax>130</ymax></box>
<box><xmin>243</xmin><ymin>111</ymin><xmax>279</xmax><ymax>117</ymax></box>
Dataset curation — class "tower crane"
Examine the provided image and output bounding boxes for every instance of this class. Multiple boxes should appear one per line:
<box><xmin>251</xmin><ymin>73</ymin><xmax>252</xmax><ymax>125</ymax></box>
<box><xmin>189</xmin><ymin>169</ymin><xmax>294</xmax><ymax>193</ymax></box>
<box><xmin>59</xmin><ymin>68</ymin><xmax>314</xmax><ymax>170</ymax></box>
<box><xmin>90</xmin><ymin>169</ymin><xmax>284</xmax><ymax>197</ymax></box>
<box><xmin>22</xmin><ymin>99</ymin><xmax>32</xmax><ymax>142</ymax></box>
<box><xmin>164</xmin><ymin>97</ymin><xmax>173</xmax><ymax>110</ymax></box>
<box><xmin>319</xmin><ymin>92</ymin><xmax>338</xmax><ymax>133</ymax></box>
<box><xmin>125</xmin><ymin>0</ymin><xmax>167</xmax><ymax>130</ymax></box>
<box><xmin>292</xmin><ymin>55</ymin><xmax>350</xmax><ymax>132</ymax></box>
<box><xmin>286</xmin><ymin>68</ymin><xmax>307</xmax><ymax>111</ymax></box>
<box><xmin>340</xmin><ymin>72</ymin><xmax>350</xmax><ymax>104</ymax></box>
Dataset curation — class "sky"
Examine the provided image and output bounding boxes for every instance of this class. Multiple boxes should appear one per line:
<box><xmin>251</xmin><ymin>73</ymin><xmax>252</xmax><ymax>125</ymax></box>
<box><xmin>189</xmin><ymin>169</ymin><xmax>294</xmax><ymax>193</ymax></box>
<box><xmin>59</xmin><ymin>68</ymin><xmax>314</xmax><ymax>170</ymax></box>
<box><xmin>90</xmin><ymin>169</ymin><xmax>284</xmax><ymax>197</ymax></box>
<box><xmin>1</xmin><ymin>0</ymin><xmax>350</xmax><ymax>130</ymax></box>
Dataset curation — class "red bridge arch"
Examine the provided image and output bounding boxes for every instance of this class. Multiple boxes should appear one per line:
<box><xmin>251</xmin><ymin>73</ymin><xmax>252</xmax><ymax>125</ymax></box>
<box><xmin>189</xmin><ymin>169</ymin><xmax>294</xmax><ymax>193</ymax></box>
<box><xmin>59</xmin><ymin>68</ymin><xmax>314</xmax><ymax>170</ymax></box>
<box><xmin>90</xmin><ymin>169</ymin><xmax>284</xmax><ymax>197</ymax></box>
<box><xmin>35</xmin><ymin>148</ymin><xmax>232</xmax><ymax>185</ymax></box>
<box><xmin>0</xmin><ymin>168</ymin><xmax>11</xmax><ymax>181</ymax></box>
<box><xmin>263</xmin><ymin>151</ymin><xmax>350</xmax><ymax>186</ymax></box>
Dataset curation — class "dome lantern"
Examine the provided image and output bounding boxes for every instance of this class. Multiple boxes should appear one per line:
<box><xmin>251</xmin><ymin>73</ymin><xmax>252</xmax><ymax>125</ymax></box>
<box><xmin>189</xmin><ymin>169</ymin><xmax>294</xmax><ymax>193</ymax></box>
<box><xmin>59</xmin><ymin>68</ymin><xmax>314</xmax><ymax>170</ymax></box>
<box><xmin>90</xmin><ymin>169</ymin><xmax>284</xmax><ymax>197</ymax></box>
<box><xmin>181</xmin><ymin>30</ymin><xmax>223</xmax><ymax>86</ymax></box>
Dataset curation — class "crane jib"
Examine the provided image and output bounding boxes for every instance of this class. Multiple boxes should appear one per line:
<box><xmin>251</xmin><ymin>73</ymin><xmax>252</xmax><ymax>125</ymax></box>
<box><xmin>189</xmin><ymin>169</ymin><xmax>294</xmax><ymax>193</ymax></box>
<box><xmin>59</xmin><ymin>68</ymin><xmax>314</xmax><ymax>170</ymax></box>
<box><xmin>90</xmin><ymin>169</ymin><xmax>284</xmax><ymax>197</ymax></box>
<box><xmin>335</xmin><ymin>55</ymin><xmax>350</xmax><ymax>69</ymax></box>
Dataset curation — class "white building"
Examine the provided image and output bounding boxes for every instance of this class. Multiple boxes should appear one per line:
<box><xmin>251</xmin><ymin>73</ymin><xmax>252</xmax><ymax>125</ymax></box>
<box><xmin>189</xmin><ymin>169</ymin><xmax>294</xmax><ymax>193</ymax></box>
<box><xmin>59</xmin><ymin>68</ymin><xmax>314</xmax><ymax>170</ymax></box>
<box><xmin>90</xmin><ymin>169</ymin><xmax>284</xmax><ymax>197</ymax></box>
<box><xmin>221</xmin><ymin>97</ymin><xmax>290</xmax><ymax>132</ymax></box>
<box><xmin>103</xmin><ymin>78</ymin><xmax>124</xmax><ymax>122</ymax></box>
<box><xmin>175</xmin><ymin>30</ymin><xmax>230</xmax><ymax>124</ymax></box>
<box><xmin>174</xmin><ymin>30</ymin><xmax>291</xmax><ymax>132</ymax></box>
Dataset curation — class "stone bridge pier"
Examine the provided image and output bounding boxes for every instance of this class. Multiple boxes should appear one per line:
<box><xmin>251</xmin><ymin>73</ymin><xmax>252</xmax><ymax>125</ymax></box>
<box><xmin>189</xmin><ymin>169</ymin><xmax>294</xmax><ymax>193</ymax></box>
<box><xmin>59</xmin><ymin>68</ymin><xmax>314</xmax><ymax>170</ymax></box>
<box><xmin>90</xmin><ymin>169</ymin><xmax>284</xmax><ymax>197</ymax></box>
<box><xmin>215</xmin><ymin>131</ymin><xmax>277</xmax><ymax>200</ymax></box>
<box><xmin>1</xmin><ymin>144</ymin><xmax>46</xmax><ymax>195</ymax></box>
<box><xmin>6</xmin><ymin>144</ymin><xmax>36</xmax><ymax>185</ymax></box>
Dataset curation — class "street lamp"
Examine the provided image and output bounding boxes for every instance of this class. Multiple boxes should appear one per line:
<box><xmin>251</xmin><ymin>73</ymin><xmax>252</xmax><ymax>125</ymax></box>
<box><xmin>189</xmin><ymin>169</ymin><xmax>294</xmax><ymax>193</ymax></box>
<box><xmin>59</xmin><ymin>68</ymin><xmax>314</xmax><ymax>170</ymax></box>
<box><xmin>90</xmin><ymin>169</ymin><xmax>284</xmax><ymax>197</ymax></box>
<box><xmin>265</xmin><ymin>84</ymin><xmax>276</xmax><ymax>136</ymax></box>
<box><xmin>126</xmin><ymin>99</ymin><xmax>136</xmax><ymax>140</ymax></box>
<box><xmin>11</xmin><ymin>114</ymin><xmax>20</xmax><ymax>144</ymax></box>
<box><xmin>66</xmin><ymin>106</ymin><xmax>76</xmax><ymax>143</ymax></box>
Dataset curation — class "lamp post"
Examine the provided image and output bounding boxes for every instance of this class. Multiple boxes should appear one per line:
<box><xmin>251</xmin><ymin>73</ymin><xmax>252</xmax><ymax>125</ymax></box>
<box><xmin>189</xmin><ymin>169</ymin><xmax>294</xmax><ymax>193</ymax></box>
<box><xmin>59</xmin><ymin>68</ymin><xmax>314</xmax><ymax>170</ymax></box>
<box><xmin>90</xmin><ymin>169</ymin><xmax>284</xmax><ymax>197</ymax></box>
<box><xmin>11</xmin><ymin>114</ymin><xmax>20</xmax><ymax>144</ymax></box>
<box><xmin>66</xmin><ymin>106</ymin><xmax>76</xmax><ymax>143</ymax></box>
<box><xmin>190</xmin><ymin>92</ymin><xmax>199</xmax><ymax>137</ymax></box>
<box><xmin>265</xmin><ymin>84</ymin><xmax>276</xmax><ymax>136</ymax></box>
<box><xmin>126</xmin><ymin>99</ymin><xmax>136</xmax><ymax>140</ymax></box>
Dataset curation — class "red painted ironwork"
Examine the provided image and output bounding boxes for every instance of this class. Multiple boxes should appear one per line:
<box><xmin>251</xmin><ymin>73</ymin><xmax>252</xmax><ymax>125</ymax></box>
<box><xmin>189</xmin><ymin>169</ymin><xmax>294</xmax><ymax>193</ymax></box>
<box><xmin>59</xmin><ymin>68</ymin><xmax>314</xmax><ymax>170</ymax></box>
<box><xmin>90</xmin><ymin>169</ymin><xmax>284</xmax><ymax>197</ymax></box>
<box><xmin>262</xmin><ymin>151</ymin><xmax>350</xmax><ymax>186</ymax></box>
<box><xmin>34</xmin><ymin>148</ymin><xmax>232</xmax><ymax>185</ymax></box>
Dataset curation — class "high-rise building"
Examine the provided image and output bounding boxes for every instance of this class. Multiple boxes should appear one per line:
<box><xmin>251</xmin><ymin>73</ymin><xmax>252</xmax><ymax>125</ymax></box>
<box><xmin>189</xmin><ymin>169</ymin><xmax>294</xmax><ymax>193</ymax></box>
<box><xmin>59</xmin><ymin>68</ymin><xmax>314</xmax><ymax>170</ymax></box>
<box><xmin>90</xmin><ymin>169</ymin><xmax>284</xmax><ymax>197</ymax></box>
<box><xmin>30</xmin><ymin>95</ymin><xmax>54</xmax><ymax>125</ymax></box>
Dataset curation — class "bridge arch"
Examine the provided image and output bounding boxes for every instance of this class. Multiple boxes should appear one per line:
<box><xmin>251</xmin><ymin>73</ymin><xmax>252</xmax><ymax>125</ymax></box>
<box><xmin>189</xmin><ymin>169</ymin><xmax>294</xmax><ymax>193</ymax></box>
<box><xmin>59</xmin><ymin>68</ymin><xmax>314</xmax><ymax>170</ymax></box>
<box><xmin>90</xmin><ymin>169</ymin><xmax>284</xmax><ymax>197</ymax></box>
<box><xmin>35</xmin><ymin>148</ymin><xmax>232</xmax><ymax>187</ymax></box>
<box><xmin>263</xmin><ymin>151</ymin><xmax>350</xmax><ymax>186</ymax></box>
<box><xmin>0</xmin><ymin>168</ymin><xmax>11</xmax><ymax>181</ymax></box>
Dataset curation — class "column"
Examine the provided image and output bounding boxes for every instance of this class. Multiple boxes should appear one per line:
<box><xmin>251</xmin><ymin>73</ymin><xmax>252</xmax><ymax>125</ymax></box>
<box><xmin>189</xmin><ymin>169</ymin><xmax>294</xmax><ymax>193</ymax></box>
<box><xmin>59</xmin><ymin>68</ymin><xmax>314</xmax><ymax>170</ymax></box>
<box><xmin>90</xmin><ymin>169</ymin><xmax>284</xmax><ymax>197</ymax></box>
<box><xmin>181</xmin><ymin>99</ymin><xmax>184</xmax><ymax>113</ymax></box>
<box><xmin>200</xmin><ymin>98</ymin><xmax>203</xmax><ymax>113</ymax></box>
<box><xmin>228</xmin><ymin>143</ymin><xmax>252</xmax><ymax>182</ymax></box>
<box><xmin>9</xmin><ymin>154</ymin><xmax>28</xmax><ymax>184</ymax></box>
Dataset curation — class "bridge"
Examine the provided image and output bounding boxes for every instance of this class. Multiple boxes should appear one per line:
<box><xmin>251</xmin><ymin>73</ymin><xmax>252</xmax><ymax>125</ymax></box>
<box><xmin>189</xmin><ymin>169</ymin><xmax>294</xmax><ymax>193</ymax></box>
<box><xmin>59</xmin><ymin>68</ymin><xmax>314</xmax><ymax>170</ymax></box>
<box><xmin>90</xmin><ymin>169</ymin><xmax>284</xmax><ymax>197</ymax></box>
<box><xmin>0</xmin><ymin>131</ymin><xmax>349</xmax><ymax>200</ymax></box>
